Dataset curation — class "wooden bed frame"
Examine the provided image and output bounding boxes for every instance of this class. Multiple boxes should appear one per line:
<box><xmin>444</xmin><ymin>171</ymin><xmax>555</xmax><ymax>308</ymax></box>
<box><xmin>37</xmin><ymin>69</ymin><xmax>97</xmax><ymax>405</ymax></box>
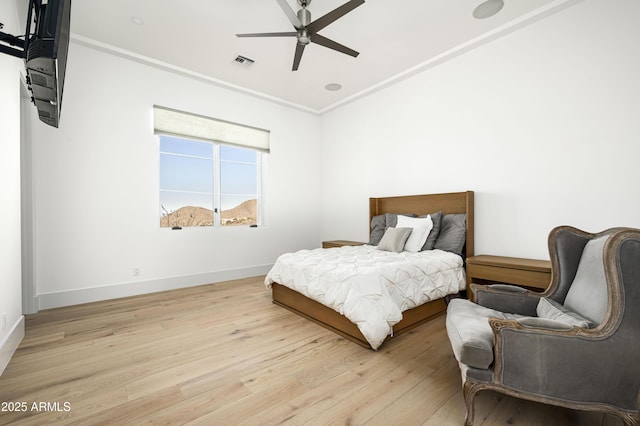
<box><xmin>271</xmin><ymin>191</ymin><xmax>475</xmax><ymax>349</ymax></box>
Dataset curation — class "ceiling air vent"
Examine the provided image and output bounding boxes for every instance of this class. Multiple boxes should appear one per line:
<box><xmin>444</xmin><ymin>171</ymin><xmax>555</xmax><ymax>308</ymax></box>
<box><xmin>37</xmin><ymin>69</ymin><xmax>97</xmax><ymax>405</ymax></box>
<box><xmin>233</xmin><ymin>55</ymin><xmax>255</xmax><ymax>67</ymax></box>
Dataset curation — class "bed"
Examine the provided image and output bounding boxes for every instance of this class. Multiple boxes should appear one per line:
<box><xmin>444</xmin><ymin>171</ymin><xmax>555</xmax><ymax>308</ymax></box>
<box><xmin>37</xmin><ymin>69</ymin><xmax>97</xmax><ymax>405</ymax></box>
<box><xmin>265</xmin><ymin>191</ymin><xmax>474</xmax><ymax>349</ymax></box>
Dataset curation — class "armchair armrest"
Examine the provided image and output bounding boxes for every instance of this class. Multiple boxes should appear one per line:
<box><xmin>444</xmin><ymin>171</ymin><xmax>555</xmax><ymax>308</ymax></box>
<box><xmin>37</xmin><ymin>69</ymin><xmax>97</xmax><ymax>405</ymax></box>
<box><xmin>516</xmin><ymin>317</ymin><xmax>575</xmax><ymax>331</ymax></box>
<box><xmin>471</xmin><ymin>283</ymin><xmax>541</xmax><ymax>316</ymax></box>
<box><xmin>487</xmin><ymin>318</ymin><xmax>638</xmax><ymax>413</ymax></box>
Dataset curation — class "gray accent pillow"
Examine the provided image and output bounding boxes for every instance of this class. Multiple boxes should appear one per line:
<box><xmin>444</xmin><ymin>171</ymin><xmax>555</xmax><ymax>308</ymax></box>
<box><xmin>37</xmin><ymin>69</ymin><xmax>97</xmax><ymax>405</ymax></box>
<box><xmin>368</xmin><ymin>214</ymin><xmax>386</xmax><ymax>245</ymax></box>
<box><xmin>420</xmin><ymin>211</ymin><xmax>443</xmax><ymax>250</ymax></box>
<box><xmin>564</xmin><ymin>235</ymin><xmax>610</xmax><ymax>325</ymax></box>
<box><xmin>536</xmin><ymin>297</ymin><xmax>592</xmax><ymax>328</ymax></box>
<box><xmin>377</xmin><ymin>227</ymin><xmax>412</xmax><ymax>253</ymax></box>
<box><xmin>434</xmin><ymin>214</ymin><xmax>466</xmax><ymax>255</ymax></box>
<box><xmin>384</xmin><ymin>213</ymin><xmax>416</xmax><ymax>229</ymax></box>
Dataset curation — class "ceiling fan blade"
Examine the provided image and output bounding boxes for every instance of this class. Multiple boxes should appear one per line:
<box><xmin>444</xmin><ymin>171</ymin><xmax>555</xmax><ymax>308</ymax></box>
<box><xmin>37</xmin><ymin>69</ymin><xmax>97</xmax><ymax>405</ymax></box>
<box><xmin>292</xmin><ymin>42</ymin><xmax>306</xmax><ymax>71</ymax></box>
<box><xmin>306</xmin><ymin>0</ymin><xmax>365</xmax><ymax>33</ymax></box>
<box><xmin>237</xmin><ymin>32</ymin><xmax>297</xmax><ymax>38</ymax></box>
<box><xmin>311</xmin><ymin>33</ymin><xmax>359</xmax><ymax>57</ymax></box>
<box><xmin>275</xmin><ymin>0</ymin><xmax>303</xmax><ymax>29</ymax></box>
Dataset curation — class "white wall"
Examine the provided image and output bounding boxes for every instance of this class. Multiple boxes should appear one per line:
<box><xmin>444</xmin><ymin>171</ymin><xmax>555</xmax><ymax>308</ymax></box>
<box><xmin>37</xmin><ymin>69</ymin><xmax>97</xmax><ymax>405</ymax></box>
<box><xmin>30</xmin><ymin>43</ymin><xmax>323</xmax><ymax>309</ymax></box>
<box><xmin>320</xmin><ymin>0</ymin><xmax>640</xmax><ymax>260</ymax></box>
<box><xmin>0</xmin><ymin>0</ymin><xmax>25</xmax><ymax>374</ymax></box>
<box><xmin>22</xmin><ymin>0</ymin><xmax>640</xmax><ymax>312</ymax></box>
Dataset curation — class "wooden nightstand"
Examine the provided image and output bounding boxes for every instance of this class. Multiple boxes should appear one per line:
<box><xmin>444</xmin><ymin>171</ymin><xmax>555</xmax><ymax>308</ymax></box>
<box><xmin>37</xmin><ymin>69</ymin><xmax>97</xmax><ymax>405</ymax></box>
<box><xmin>322</xmin><ymin>240</ymin><xmax>366</xmax><ymax>249</ymax></box>
<box><xmin>466</xmin><ymin>255</ymin><xmax>551</xmax><ymax>292</ymax></box>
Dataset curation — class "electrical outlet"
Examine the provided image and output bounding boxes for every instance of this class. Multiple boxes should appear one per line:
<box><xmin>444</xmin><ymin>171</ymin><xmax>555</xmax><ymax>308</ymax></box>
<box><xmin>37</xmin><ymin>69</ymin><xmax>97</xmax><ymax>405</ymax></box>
<box><xmin>132</xmin><ymin>267</ymin><xmax>141</xmax><ymax>277</ymax></box>
<box><xmin>2</xmin><ymin>313</ymin><xmax>6</xmax><ymax>332</ymax></box>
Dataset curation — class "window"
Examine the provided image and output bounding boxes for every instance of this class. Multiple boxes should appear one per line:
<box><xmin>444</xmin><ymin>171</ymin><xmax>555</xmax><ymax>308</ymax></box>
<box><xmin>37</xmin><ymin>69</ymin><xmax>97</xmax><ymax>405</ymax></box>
<box><xmin>155</xmin><ymin>106</ymin><xmax>268</xmax><ymax>228</ymax></box>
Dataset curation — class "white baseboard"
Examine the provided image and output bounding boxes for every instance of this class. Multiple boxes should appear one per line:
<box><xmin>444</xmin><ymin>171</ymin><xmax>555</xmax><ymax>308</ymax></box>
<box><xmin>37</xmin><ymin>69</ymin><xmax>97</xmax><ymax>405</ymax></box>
<box><xmin>37</xmin><ymin>264</ymin><xmax>273</xmax><ymax>310</ymax></box>
<box><xmin>0</xmin><ymin>315</ymin><xmax>25</xmax><ymax>376</ymax></box>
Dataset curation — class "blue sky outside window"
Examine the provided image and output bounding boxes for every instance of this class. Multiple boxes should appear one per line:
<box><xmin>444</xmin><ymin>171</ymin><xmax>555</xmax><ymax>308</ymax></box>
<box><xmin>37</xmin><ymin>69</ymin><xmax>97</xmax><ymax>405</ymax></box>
<box><xmin>159</xmin><ymin>135</ymin><xmax>261</xmax><ymax>227</ymax></box>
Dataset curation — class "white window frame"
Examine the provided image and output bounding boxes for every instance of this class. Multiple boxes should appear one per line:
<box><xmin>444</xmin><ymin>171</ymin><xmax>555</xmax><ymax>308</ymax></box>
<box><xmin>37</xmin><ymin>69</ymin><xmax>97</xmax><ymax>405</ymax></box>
<box><xmin>155</xmin><ymin>106</ymin><xmax>269</xmax><ymax>229</ymax></box>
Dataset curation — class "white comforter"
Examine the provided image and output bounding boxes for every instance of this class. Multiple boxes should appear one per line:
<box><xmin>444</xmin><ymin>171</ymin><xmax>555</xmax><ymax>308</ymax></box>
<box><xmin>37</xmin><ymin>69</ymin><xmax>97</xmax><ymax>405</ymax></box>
<box><xmin>264</xmin><ymin>245</ymin><xmax>465</xmax><ymax>350</ymax></box>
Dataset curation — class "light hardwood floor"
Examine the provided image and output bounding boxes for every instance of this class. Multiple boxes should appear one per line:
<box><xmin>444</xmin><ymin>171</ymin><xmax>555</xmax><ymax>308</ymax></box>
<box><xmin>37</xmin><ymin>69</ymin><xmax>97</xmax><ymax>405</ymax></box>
<box><xmin>0</xmin><ymin>276</ymin><xmax>623</xmax><ymax>425</ymax></box>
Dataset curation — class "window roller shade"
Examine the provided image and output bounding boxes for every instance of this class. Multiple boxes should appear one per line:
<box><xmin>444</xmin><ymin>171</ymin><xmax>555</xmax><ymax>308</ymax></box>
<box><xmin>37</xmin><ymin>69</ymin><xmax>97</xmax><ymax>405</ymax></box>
<box><xmin>154</xmin><ymin>105</ymin><xmax>270</xmax><ymax>153</ymax></box>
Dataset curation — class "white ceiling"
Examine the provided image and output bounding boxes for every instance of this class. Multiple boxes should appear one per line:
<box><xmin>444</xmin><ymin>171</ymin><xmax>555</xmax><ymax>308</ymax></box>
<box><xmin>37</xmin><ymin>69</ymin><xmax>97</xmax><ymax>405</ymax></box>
<box><xmin>69</xmin><ymin>0</ymin><xmax>580</xmax><ymax>114</ymax></box>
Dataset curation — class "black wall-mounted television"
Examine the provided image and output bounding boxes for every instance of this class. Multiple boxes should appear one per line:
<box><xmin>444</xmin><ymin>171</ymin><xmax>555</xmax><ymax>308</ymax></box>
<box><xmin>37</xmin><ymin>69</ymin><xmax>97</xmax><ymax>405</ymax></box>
<box><xmin>24</xmin><ymin>0</ymin><xmax>72</xmax><ymax>128</ymax></box>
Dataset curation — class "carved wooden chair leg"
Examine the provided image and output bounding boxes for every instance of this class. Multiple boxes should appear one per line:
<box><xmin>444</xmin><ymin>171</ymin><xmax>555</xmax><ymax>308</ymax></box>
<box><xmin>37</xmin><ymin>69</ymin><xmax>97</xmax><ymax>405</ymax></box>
<box><xmin>463</xmin><ymin>379</ymin><xmax>481</xmax><ymax>426</ymax></box>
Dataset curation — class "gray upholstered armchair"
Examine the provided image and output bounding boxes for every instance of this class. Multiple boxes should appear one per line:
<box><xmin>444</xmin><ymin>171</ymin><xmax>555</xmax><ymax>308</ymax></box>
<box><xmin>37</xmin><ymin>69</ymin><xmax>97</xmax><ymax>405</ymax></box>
<box><xmin>446</xmin><ymin>226</ymin><xmax>640</xmax><ymax>425</ymax></box>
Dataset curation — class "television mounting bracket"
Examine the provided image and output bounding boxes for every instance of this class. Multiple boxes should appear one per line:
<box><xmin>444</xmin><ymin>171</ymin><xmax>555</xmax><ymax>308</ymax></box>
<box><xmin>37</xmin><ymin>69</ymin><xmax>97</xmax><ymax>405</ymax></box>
<box><xmin>1</xmin><ymin>0</ymin><xmax>43</xmax><ymax>59</ymax></box>
<box><xmin>0</xmin><ymin>23</ymin><xmax>26</xmax><ymax>59</ymax></box>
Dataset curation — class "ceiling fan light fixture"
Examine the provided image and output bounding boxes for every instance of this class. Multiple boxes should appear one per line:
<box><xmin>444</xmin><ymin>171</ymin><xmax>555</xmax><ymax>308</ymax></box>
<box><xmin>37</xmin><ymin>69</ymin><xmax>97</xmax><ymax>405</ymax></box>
<box><xmin>298</xmin><ymin>29</ymin><xmax>311</xmax><ymax>45</ymax></box>
<box><xmin>473</xmin><ymin>0</ymin><xmax>504</xmax><ymax>19</ymax></box>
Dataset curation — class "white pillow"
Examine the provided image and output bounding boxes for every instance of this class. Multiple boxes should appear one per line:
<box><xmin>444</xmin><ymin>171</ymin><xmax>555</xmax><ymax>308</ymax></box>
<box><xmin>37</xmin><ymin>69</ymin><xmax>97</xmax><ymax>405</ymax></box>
<box><xmin>396</xmin><ymin>215</ymin><xmax>433</xmax><ymax>252</ymax></box>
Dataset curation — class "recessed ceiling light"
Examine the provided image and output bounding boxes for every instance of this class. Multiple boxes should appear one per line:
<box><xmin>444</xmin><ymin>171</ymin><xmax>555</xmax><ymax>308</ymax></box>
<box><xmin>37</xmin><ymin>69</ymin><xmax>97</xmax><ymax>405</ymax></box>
<box><xmin>325</xmin><ymin>83</ymin><xmax>342</xmax><ymax>91</ymax></box>
<box><xmin>131</xmin><ymin>16</ymin><xmax>144</xmax><ymax>25</ymax></box>
<box><xmin>473</xmin><ymin>0</ymin><xmax>504</xmax><ymax>19</ymax></box>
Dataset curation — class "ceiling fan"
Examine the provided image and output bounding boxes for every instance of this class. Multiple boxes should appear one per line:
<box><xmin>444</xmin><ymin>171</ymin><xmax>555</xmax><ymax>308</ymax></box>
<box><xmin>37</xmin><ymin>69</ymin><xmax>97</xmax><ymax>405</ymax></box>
<box><xmin>236</xmin><ymin>0</ymin><xmax>365</xmax><ymax>71</ymax></box>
